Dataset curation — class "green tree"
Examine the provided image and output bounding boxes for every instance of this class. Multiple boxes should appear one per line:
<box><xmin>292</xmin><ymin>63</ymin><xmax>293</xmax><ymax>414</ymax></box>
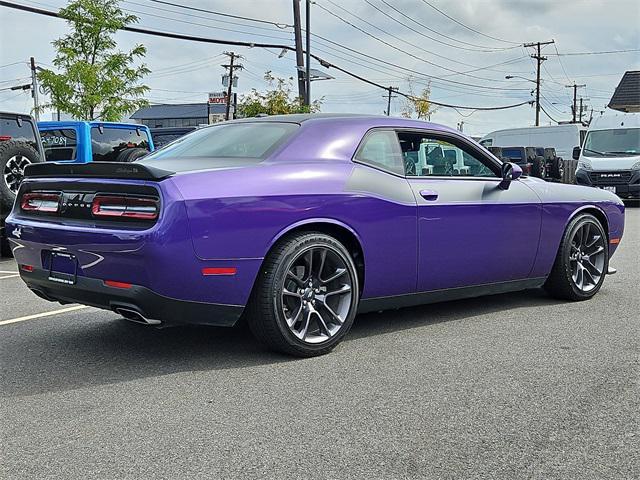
<box><xmin>401</xmin><ymin>77</ymin><xmax>436</xmax><ymax>120</ymax></box>
<box><xmin>238</xmin><ymin>72</ymin><xmax>322</xmax><ymax>117</ymax></box>
<box><xmin>38</xmin><ymin>0</ymin><xmax>149</xmax><ymax>121</ymax></box>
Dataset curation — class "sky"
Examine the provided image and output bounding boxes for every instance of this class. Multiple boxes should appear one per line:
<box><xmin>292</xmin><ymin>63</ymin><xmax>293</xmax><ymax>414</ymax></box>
<box><xmin>1</xmin><ymin>0</ymin><xmax>639</xmax><ymax>136</ymax></box>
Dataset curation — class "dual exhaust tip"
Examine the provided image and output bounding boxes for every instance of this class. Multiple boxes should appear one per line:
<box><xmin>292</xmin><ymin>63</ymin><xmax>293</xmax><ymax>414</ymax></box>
<box><xmin>113</xmin><ymin>306</ymin><xmax>161</xmax><ymax>326</ymax></box>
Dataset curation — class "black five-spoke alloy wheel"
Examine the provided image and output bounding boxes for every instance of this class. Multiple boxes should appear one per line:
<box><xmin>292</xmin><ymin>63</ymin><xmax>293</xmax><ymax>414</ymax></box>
<box><xmin>247</xmin><ymin>232</ymin><xmax>360</xmax><ymax>357</ymax></box>
<box><xmin>545</xmin><ymin>213</ymin><xmax>609</xmax><ymax>301</ymax></box>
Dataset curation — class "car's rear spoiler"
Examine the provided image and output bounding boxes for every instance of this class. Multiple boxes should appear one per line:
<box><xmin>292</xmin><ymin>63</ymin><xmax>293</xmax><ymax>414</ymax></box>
<box><xmin>24</xmin><ymin>162</ymin><xmax>175</xmax><ymax>181</ymax></box>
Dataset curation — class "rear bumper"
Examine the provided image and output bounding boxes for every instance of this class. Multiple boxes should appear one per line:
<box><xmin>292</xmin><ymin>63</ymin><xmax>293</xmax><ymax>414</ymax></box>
<box><xmin>20</xmin><ymin>267</ymin><xmax>244</xmax><ymax>327</ymax></box>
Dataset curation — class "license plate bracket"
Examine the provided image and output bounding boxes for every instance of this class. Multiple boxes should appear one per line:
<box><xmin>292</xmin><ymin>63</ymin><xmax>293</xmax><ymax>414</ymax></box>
<box><xmin>48</xmin><ymin>252</ymin><xmax>77</xmax><ymax>285</ymax></box>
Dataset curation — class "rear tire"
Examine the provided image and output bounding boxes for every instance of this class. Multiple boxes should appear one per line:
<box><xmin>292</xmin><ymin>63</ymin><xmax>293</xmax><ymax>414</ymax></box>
<box><xmin>531</xmin><ymin>155</ymin><xmax>546</xmax><ymax>179</ymax></box>
<box><xmin>544</xmin><ymin>214</ymin><xmax>608</xmax><ymax>301</ymax></box>
<box><xmin>551</xmin><ymin>157</ymin><xmax>564</xmax><ymax>180</ymax></box>
<box><xmin>246</xmin><ymin>232</ymin><xmax>360</xmax><ymax>357</ymax></box>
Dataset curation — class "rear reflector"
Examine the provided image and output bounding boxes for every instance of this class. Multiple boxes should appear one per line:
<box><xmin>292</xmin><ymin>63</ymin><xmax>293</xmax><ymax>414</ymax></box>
<box><xmin>21</xmin><ymin>192</ymin><xmax>61</xmax><ymax>213</ymax></box>
<box><xmin>202</xmin><ymin>267</ymin><xmax>237</xmax><ymax>276</ymax></box>
<box><xmin>104</xmin><ymin>280</ymin><xmax>132</xmax><ymax>289</ymax></box>
<box><xmin>610</xmin><ymin>238</ymin><xmax>620</xmax><ymax>245</ymax></box>
<box><xmin>20</xmin><ymin>264</ymin><xmax>34</xmax><ymax>272</ymax></box>
<box><xmin>0</xmin><ymin>135</ymin><xmax>11</xmax><ymax>141</ymax></box>
<box><xmin>92</xmin><ymin>195</ymin><xmax>159</xmax><ymax>220</ymax></box>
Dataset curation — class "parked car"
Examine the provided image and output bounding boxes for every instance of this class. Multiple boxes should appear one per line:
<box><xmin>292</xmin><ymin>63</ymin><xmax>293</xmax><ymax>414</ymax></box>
<box><xmin>574</xmin><ymin>109</ymin><xmax>640</xmax><ymax>198</ymax></box>
<box><xmin>1</xmin><ymin>111</ymin><xmax>44</xmax><ymax>256</ymax></box>
<box><xmin>7</xmin><ymin>115</ymin><xmax>625</xmax><ymax>357</ymax></box>
<box><xmin>150</xmin><ymin>126</ymin><xmax>197</xmax><ymax>149</ymax></box>
<box><xmin>480</xmin><ymin>124</ymin><xmax>586</xmax><ymax>160</ymax></box>
<box><xmin>38</xmin><ymin>121</ymin><xmax>154</xmax><ymax>163</ymax></box>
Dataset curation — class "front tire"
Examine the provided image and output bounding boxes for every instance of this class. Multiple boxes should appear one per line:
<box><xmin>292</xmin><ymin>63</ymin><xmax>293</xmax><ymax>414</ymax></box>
<box><xmin>246</xmin><ymin>232</ymin><xmax>360</xmax><ymax>357</ymax></box>
<box><xmin>544</xmin><ymin>214</ymin><xmax>608</xmax><ymax>301</ymax></box>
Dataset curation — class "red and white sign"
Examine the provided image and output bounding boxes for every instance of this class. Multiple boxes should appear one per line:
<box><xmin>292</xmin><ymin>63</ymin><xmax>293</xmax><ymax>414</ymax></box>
<box><xmin>208</xmin><ymin>92</ymin><xmax>227</xmax><ymax>104</ymax></box>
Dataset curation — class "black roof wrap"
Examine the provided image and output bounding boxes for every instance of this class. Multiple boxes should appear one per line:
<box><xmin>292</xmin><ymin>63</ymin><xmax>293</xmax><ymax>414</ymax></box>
<box><xmin>24</xmin><ymin>162</ymin><xmax>175</xmax><ymax>180</ymax></box>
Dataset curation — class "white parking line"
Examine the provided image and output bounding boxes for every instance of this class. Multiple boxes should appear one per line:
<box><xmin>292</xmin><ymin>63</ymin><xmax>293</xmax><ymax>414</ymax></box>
<box><xmin>0</xmin><ymin>305</ymin><xmax>89</xmax><ymax>326</ymax></box>
<box><xmin>0</xmin><ymin>274</ymin><xmax>20</xmax><ymax>279</ymax></box>
<box><xmin>0</xmin><ymin>270</ymin><xmax>18</xmax><ymax>274</ymax></box>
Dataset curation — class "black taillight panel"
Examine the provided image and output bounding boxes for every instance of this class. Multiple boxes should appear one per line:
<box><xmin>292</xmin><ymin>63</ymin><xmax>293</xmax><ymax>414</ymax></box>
<box><xmin>17</xmin><ymin>182</ymin><xmax>161</xmax><ymax>228</ymax></box>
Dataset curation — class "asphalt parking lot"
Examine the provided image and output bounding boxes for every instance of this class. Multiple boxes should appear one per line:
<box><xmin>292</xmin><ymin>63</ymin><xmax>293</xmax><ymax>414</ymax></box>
<box><xmin>1</xmin><ymin>206</ymin><xmax>638</xmax><ymax>480</ymax></box>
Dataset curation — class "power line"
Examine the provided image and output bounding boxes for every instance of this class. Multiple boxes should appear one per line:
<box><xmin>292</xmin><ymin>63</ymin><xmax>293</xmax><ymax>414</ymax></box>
<box><xmin>418</xmin><ymin>0</ymin><xmax>520</xmax><ymax>45</ymax></box>
<box><xmin>0</xmin><ymin>61</ymin><xmax>25</xmax><ymax>69</ymax></box>
<box><xmin>362</xmin><ymin>0</ymin><xmax>516</xmax><ymax>52</ymax></box>
<box><xmin>547</xmin><ymin>48</ymin><xmax>640</xmax><ymax>56</ymax></box>
<box><xmin>316</xmin><ymin>1</ymin><xmax>530</xmax><ymax>86</ymax></box>
<box><xmin>146</xmin><ymin>0</ymin><xmax>293</xmax><ymax>29</ymax></box>
<box><xmin>539</xmin><ymin>102</ymin><xmax>561</xmax><ymax>123</ymax></box>
<box><xmin>124</xmin><ymin>0</ymin><xmax>292</xmax><ymax>35</ymax></box>
<box><xmin>123</xmin><ymin>4</ymin><xmax>294</xmax><ymax>42</ymax></box>
<box><xmin>0</xmin><ymin>0</ymin><xmax>533</xmax><ymax>112</ymax></box>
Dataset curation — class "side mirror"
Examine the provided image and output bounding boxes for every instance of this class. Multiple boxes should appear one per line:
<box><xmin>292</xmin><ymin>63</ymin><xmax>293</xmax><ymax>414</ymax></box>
<box><xmin>501</xmin><ymin>162</ymin><xmax>522</xmax><ymax>182</ymax></box>
<box><xmin>572</xmin><ymin>146</ymin><xmax>581</xmax><ymax>160</ymax></box>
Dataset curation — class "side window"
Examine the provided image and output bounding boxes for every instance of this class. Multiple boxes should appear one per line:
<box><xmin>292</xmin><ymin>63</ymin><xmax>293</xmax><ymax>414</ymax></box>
<box><xmin>355</xmin><ymin>130</ymin><xmax>404</xmax><ymax>175</ymax></box>
<box><xmin>91</xmin><ymin>127</ymin><xmax>151</xmax><ymax>162</ymax></box>
<box><xmin>398</xmin><ymin>131</ymin><xmax>498</xmax><ymax>178</ymax></box>
<box><xmin>40</xmin><ymin>129</ymin><xmax>77</xmax><ymax>161</ymax></box>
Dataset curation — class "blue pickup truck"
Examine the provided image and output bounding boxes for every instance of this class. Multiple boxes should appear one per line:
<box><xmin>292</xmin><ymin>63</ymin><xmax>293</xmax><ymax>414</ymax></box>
<box><xmin>38</xmin><ymin>121</ymin><xmax>154</xmax><ymax>163</ymax></box>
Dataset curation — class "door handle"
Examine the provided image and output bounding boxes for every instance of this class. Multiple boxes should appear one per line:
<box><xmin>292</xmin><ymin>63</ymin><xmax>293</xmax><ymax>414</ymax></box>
<box><xmin>419</xmin><ymin>189</ymin><xmax>439</xmax><ymax>201</ymax></box>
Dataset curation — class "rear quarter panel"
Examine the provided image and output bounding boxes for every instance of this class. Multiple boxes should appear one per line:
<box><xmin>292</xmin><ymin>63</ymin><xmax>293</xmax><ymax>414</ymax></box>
<box><xmin>168</xmin><ymin>161</ymin><xmax>418</xmax><ymax>299</ymax></box>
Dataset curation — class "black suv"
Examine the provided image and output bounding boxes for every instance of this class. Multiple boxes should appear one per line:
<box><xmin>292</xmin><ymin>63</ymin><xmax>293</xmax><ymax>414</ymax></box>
<box><xmin>488</xmin><ymin>146</ymin><xmax>564</xmax><ymax>180</ymax></box>
<box><xmin>0</xmin><ymin>112</ymin><xmax>44</xmax><ymax>255</ymax></box>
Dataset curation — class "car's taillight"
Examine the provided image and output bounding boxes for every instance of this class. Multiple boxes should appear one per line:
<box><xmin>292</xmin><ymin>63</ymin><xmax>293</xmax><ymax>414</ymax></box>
<box><xmin>21</xmin><ymin>192</ymin><xmax>61</xmax><ymax>213</ymax></box>
<box><xmin>0</xmin><ymin>135</ymin><xmax>11</xmax><ymax>141</ymax></box>
<box><xmin>91</xmin><ymin>195</ymin><xmax>159</xmax><ymax>220</ymax></box>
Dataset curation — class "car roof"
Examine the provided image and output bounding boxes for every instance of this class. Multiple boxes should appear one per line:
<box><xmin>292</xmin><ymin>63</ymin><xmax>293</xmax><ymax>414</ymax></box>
<box><xmin>233</xmin><ymin>113</ymin><xmax>457</xmax><ymax>132</ymax></box>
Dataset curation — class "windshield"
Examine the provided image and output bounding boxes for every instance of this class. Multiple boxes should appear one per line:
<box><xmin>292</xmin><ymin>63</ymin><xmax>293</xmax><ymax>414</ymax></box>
<box><xmin>583</xmin><ymin>128</ymin><xmax>640</xmax><ymax>157</ymax></box>
<box><xmin>142</xmin><ymin>122</ymin><xmax>298</xmax><ymax>163</ymax></box>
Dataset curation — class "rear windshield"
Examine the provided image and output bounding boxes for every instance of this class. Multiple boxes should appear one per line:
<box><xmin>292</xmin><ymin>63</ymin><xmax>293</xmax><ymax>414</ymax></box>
<box><xmin>0</xmin><ymin>116</ymin><xmax>38</xmax><ymax>150</ymax></box>
<box><xmin>91</xmin><ymin>126</ymin><xmax>151</xmax><ymax>162</ymax></box>
<box><xmin>152</xmin><ymin>133</ymin><xmax>186</xmax><ymax>148</ymax></box>
<box><xmin>41</xmin><ymin>128</ymin><xmax>77</xmax><ymax>161</ymax></box>
<box><xmin>140</xmin><ymin>122</ymin><xmax>298</xmax><ymax>170</ymax></box>
<box><xmin>501</xmin><ymin>148</ymin><xmax>524</xmax><ymax>162</ymax></box>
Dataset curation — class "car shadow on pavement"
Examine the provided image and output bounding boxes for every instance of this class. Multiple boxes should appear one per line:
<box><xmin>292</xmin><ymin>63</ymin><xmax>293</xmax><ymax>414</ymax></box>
<box><xmin>1</xmin><ymin>288</ymin><xmax>564</xmax><ymax>398</ymax></box>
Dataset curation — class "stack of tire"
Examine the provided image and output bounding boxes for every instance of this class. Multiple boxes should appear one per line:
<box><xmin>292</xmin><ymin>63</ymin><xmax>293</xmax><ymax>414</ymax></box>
<box><xmin>524</xmin><ymin>147</ymin><xmax>547</xmax><ymax>179</ymax></box>
<box><xmin>1</xmin><ymin>140</ymin><xmax>42</xmax><ymax>256</ymax></box>
<box><xmin>543</xmin><ymin>148</ymin><xmax>565</xmax><ymax>181</ymax></box>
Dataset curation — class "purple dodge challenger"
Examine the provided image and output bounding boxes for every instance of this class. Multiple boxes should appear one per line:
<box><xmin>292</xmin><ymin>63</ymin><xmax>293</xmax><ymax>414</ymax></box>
<box><xmin>6</xmin><ymin>115</ymin><xmax>625</xmax><ymax>356</ymax></box>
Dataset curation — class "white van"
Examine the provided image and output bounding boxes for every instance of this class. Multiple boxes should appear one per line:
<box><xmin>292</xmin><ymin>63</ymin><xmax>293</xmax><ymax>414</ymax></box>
<box><xmin>480</xmin><ymin>124</ymin><xmax>586</xmax><ymax>159</ymax></box>
<box><xmin>574</xmin><ymin>109</ymin><xmax>640</xmax><ymax>198</ymax></box>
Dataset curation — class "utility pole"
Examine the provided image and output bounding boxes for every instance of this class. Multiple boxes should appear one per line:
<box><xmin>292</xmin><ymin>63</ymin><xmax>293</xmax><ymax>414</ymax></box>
<box><xmin>565</xmin><ymin>83</ymin><xmax>586</xmax><ymax>123</ymax></box>
<box><xmin>305</xmin><ymin>0</ymin><xmax>311</xmax><ymax>106</ymax></box>
<box><xmin>292</xmin><ymin>1</ymin><xmax>306</xmax><ymax>103</ymax></box>
<box><xmin>524</xmin><ymin>40</ymin><xmax>554</xmax><ymax>126</ymax></box>
<box><xmin>30</xmin><ymin>57</ymin><xmax>40</xmax><ymax>121</ymax></box>
<box><xmin>384</xmin><ymin>86</ymin><xmax>398</xmax><ymax>116</ymax></box>
<box><xmin>222</xmin><ymin>52</ymin><xmax>243</xmax><ymax>121</ymax></box>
